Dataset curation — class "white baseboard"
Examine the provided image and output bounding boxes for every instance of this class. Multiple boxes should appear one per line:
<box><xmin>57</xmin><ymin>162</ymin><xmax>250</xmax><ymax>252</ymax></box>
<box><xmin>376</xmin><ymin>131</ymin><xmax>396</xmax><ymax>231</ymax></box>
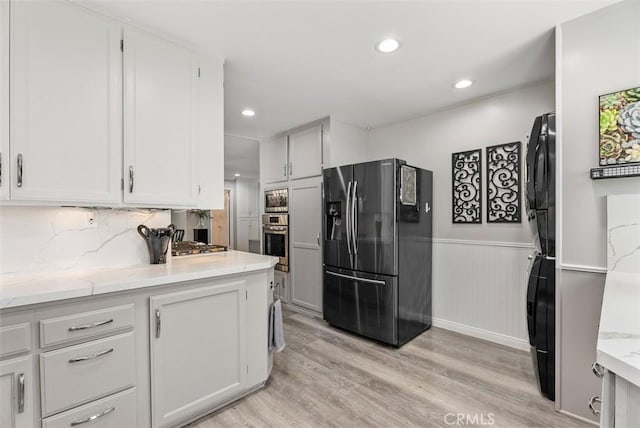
<box><xmin>432</xmin><ymin>317</ymin><xmax>530</xmax><ymax>352</ymax></box>
<box><xmin>558</xmin><ymin>410</ymin><xmax>598</xmax><ymax>426</ymax></box>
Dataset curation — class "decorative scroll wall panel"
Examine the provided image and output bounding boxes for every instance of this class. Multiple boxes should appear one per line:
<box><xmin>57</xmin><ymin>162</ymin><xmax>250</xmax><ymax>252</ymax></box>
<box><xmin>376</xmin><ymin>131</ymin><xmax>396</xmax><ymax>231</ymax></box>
<box><xmin>452</xmin><ymin>149</ymin><xmax>481</xmax><ymax>224</ymax></box>
<box><xmin>486</xmin><ymin>142</ymin><xmax>521</xmax><ymax>223</ymax></box>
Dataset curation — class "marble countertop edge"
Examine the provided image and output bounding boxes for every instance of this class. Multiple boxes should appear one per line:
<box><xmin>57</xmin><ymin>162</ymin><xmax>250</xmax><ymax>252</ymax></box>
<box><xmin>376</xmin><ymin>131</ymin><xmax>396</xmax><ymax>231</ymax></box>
<box><xmin>0</xmin><ymin>251</ymin><xmax>278</xmax><ymax>310</ymax></box>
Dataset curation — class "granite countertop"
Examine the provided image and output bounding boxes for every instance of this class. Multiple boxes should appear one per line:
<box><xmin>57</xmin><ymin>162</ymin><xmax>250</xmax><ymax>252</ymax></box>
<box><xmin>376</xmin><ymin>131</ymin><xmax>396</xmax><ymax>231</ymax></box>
<box><xmin>0</xmin><ymin>251</ymin><xmax>278</xmax><ymax>310</ymax></box>
<box><xmin>596</xmin><ymin>271</ymin><xmax>640</xmax><ymax>387</ymax></box>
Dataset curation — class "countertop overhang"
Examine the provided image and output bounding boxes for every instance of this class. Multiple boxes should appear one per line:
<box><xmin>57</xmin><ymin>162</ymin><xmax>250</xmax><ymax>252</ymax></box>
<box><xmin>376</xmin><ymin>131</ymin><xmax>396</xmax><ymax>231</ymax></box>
<box><xmin>0</xmin><ymin>251</ymin><xmax>278</xmax><ymax>310</ymax></box>
<box><xmin>596</xmin><ymin>271</ymin><xmax>640</xmax><ymax>388</ymax></box>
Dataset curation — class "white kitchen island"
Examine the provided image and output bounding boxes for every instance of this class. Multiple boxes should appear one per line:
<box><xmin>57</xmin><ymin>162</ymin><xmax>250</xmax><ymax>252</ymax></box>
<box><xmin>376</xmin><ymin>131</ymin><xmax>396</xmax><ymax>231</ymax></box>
<box><xmin>0</xmin><ymin>251</ymin><xmax>278</xmax><ymax>428</ymax></box>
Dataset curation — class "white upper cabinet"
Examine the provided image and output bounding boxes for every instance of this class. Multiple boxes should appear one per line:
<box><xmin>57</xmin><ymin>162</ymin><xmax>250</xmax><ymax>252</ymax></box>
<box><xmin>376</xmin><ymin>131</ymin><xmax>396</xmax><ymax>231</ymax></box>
<box><xmin>289</xmin><ymin>125</ymin><xmax>322</xmax><ymax>180</ymax></box>
<box><xmin>195</xmin><ymin>56</ymin><xmax>224</xmax><ymax>209</ymax></box>
<box><xmin>123</xmin><ymin>28</ymin><xmax>198</xmax><ymax>207</ymax></box>
<box><xmin>236</xmin><ymin>178</ymin><xmax>259</xmax><ymax>217</ymax></box>
<box><xmin>10</xmin><ymin>0</ymin><xmax>122</xmax><ymax>204</ymax></box>
<box><xmin>0</xmin><ymin>0</ymin><xmax>8</xmax><ymax>201</ymax></box>
<box><xmin>260</xmin><ymin>136</ymin><xmax>288</xmax><ymax>184</ymax></box>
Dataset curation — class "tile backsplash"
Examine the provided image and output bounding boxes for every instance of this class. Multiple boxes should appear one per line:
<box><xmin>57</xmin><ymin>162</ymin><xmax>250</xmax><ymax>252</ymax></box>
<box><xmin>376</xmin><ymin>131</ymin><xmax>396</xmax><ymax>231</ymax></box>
<box><xmin>0</xmin><ymin>206</ymin><xmax>171</xmax><ymax>274</ymax></box>
<box><xmin>607</xmin><ymin>194</ymin><xmax>640</xmax><ymax>274</ymax></box>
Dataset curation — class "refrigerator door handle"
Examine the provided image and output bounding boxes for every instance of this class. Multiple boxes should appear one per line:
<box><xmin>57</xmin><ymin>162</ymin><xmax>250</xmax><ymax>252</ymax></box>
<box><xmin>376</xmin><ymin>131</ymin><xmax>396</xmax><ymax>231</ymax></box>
<box><xmin>352</xmin><ymin>180</ymin><xmax>358</xmax><ymax>255</ymax></box>
<box><xmin>326</xmin><ymin>270</ymin><xmax>385</xmax><ymax>286</ymax></box>
<box><xmin>346</xmin><ymin>181</ymin><xmax>352</xmax><ymax>255</ymax></box>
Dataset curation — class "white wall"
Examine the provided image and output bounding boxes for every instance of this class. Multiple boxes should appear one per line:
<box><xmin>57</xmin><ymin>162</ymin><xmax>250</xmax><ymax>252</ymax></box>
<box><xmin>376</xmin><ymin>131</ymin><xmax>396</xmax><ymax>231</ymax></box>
<box><xmin>368</xmin><ymin>81</ymin><xmax>554</xmax><ymax>243</ymax></box>
<box><xmin>366</xmin><ymin>81</ymin><xmax>555</xmax><ymax>349</ymax></box>
<box><xmin>559</xmin><ymin>1</ymin><xmax>640</xmax><ymax>271</ymax></box>
<box><xmin>0</xmin><ymin>206</ymin><xmax>171</xmax><ymax>274</ymax></box>
<box><xmin>556</xmin><ymin>1</ymin><xmax>640</xmax><ymax>421</ymax></box>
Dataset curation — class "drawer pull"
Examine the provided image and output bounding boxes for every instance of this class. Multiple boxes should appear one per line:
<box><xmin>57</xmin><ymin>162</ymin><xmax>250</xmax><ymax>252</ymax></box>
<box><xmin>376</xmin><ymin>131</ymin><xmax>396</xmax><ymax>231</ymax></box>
<box><xmin>68</xmin><ymin>348</ymin><xmax>114</xmax><ymax>363</ymax></box>
<box><xmin>17</xmin><ymin>373</ymin><xmax>25</xmax><ymax>413</ymax></box>
<box><xmin>70</xmin><ymin>406</ymin><xmax>115</xmax><ymax>426</ymax></box>
<box><xmin>68</xmin><ymin>318</ymin><xmax>114</xmax><ymax>332</ymax></box>
<box><xmin>592</xmin><ymin>361</ymin><xmax>604</xmax><ymax>378</ymax></box>
<box><xmin>588</xmin><ymin>396</ymin><xmax>601</xmax><ymax>416</ymax></box>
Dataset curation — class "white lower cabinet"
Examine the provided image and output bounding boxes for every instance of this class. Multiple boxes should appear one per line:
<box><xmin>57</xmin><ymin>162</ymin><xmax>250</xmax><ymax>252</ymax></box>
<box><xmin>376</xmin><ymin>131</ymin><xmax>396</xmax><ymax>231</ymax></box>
<box><xmin>0</xmin><ymin>355</ymin><xmax>34</xmax><ymax>428</ymax></box>
<box><xmin>290</xmin><ymin>177</ymin><xmax>323</xmax><ymax>312</ymax></box>
<box><xmin>42</xmin><ymin>387</ymin><xmax>136</xmax><ymax>428</ymax></box>
<box><xmin>0</xmin><ymin>269</ymin><xmax>272</xmax><ymax>428</ymax></box>
<box><xmin>39</xmin><ymin>332</ymin><xmax>136</xmax><ymax>416</ymax></box>
<box><xmin>598</xmin><ymin>367</ymin><xmax>640</xmax><ymax>427</ymax></box>
<box><xmin>150</xmin><ymin>281</ymin><xmax>248</xmax><ymax>428</ymax></box>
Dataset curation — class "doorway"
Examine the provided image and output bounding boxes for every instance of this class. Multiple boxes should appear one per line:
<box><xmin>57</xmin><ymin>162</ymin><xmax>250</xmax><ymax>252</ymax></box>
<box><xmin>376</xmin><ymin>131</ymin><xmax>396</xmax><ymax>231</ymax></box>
<box><xmin>211</xmin><ymin>189</ymin><xmax>232</xmax><ymax>248</ymax></box>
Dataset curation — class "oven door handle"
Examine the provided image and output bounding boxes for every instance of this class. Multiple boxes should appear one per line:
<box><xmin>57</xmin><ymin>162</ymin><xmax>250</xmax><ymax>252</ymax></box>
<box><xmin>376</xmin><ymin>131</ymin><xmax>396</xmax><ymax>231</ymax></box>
<box><xmin>263</xmin><ymin>228</ymin><xmax>288</xmax><ymax>234</ymax></box>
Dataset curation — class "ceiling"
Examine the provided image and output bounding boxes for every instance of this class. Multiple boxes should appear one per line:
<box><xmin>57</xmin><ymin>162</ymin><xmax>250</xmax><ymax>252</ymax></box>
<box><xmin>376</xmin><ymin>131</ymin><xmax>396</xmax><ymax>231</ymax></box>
<box><xmin>224</xmin><ymin>134</ymin><xmax>260</xmax><ymax>180</ymax></box>
<box><xmin>85</xmin><ymin>0</ymin><xmax>616</xmax><ymax>139</ymax></box>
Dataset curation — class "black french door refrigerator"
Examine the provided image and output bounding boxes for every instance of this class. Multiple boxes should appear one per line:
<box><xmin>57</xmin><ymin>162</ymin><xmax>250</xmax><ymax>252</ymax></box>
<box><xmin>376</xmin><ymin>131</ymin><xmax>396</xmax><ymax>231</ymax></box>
<box><xmin>322</xmin><ymin>159</ymin><xmax>433</xmax><ymax>346</ymax></box>
<box><xmin>525</xmin><ymin>113</ymin><xmax>556</xmax><ymax>401</ymax></box>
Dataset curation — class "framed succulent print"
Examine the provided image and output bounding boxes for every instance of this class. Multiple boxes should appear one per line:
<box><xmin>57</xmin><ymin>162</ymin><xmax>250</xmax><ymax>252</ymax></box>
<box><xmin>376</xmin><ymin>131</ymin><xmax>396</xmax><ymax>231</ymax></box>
<box><xmin>599</xmin><ymin>86</ymin><xmax>640</xmax><ymax>165</ymax></box>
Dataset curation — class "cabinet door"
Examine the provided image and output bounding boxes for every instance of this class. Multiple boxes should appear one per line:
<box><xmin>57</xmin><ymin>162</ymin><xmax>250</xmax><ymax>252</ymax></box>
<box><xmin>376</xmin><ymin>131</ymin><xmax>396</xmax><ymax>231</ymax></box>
<box><xmin>0</xmin><ymin>356</ymin><xmax>34</xmax><ymax>428</ymax></box>
<box><xmin>289</xmin><ymin>125</ymin><xmax>322</xmax><ymax>180</ymax></box>
<box><xmin>0</xmin><ymin>0</ymin><xmax>8</xmax><ymax>201</ymax></box>
<box><xmin>274</xmin><ymin>271</ymin><xmax>288</xmax><ymax>303</ymax></box>
<box><xmin>10</xmin><ymin>1</ymin><xmax>122</xmax><ymax>204</ymax></box>
<box><xmin>123</xmin><ymin>28</ymin><xmax>197</xmax><ymax>207</ymax></box>
<box><xmin>290</xmin><ymin>178</ymin><xmax>323</xmax><ymax>312</ymax></box>
<box><xmin>236</xmin><ymin>218</ymin><xmax>250</xmax><ymax>252</ymax></box>
<box><xmin>150</xmin><ymin>282</ymin><xmax>247</xmax><ymax>428</ymax></box>
<box><xmin>195</xmin><ymin>56</ymin><xmax>224</xmax><ymax>209</ymax></box>
<box><xmin>236</xmin><ymin>179</ymin><xmax>257</xmax><ymax>217</ymax></box>
<box><xmin>260</xmin><ymin>137</ymin><xmax>288</xmax><ymax>183</ymax></box>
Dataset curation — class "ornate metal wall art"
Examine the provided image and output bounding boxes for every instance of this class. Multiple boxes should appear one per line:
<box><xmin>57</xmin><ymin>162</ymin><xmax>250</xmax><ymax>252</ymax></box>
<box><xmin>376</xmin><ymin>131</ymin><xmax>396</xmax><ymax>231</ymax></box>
<box><xmin>486</xmin><ymin>142</ymin><xmax>522</xmax><ymax>223</ymax></box>
<box><xmin>452</xmin><ymin>149</ymin><xmax>482</xmax><ymax>223</ymax></box>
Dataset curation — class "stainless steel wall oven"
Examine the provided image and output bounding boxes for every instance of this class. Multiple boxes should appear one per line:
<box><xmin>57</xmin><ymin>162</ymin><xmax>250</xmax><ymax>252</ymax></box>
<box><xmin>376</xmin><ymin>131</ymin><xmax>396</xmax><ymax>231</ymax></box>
<box><xmin>262</xmin><ymin>214</ymin><xmax>288</xmax><ymax>272</ymax></box>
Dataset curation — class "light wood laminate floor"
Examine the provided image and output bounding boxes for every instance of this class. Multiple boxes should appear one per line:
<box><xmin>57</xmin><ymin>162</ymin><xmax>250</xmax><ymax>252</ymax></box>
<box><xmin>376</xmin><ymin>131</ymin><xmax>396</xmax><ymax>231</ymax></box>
<box><xmin>190</xmin><ymin>307</ymin><xmax>590</xmax><ymax>428</ymax></box>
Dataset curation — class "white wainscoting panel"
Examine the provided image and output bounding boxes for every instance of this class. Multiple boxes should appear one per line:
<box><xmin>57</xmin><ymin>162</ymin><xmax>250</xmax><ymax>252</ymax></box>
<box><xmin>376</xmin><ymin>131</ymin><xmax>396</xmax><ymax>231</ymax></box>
<box><xmin>432</xmin><ymin>239</ymin><xmax>533</xmax><ymax>351</ymax></box>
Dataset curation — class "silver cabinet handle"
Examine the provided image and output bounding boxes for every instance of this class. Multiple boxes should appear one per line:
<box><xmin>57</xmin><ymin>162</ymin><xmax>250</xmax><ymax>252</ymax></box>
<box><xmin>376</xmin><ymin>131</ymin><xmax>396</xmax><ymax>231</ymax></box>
<box><xmin>351</xmin><ymin>180</ymin><xmax>358</xmax><ymax>255</ymax></box>
<box><xmin>128</xmin><ymin>165</ymin><xmax>134</xmax><ymax>193</ymax></box>
<box><xmin>70</xmin><ymin>406</ymin><xmax>115</xmax><ymax>426</ymax></box>
<box><xmin>289</xmin><ymin>162</ymin><xmax>293</xmax><ymax>176</ymax></box>
<box><xmin>588</xmin><ymin>396</ymin><xmax>601</xmax><ymax>416</ymax></box>
<box><xmin>68</xmin><ymin>318</ymin><xmax>114</xmax><ymax>332</ymax></box>
<box><xmin>0</xmin><ymin>152</ymin><xmax>3</xmax><ymax>187</ymax></box>
<box><xmin>283</xmin><ymin>164</ymin><xmax>287</xmax><ymax>177</ymax></box>
<box><xmin>68</xmin><ymin>347</ymin><xmax>113</xmax><ymax>363</ymax></box>
<box><xmin>326</xmin><ymin>270</ymin><xmax>386</xmax><ymax>286</ymax></box>
<box><xmin>17</xmin><ymin>373</ymin><xmax>25</xmax><ymax>413</ymax></box>
<box><xmin>17</xmin><ymin>153</ymin><xmax>23</xmax><ymax>188</ymax></box>
<box><xmin>592</xmin><ymin>362</ymin><xmax>604</xmax><ymax>378</ymax></box>
<box><xmin>346</xmin><ymin>181</ymin><xmax>352</xmax><ymax>255</ymax></box>
<box><xmin>317</xmin><ymin>233</ymin><xmax>320</xmax><ymax>245</ymax></box>
<box><xmin>155</xmin><ymin>309</ymin><xmax>161</xmax><ymax>338</ymax></box>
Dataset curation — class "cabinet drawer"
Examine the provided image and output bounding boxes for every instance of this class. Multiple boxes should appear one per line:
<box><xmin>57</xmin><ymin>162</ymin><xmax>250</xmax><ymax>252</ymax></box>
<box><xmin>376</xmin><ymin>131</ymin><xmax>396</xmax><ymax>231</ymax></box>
<box><xmin>42</xmin><ymin>387</ymin><xmax>136</xmax><ymax>428</ymax></box>
<box><xmin>40</xmin><ymin>304</ymin><xmax>134</xmax><ymax>348</ymax></box>
<box><xmin>0</xmin><ymin>322</ymin><xmax>31</xmax><ymax>358</ymax></box>
<box><xmin>40</xmin><ymin>332</ymin><xmax>135</xmax><ymax>416</ymax></box>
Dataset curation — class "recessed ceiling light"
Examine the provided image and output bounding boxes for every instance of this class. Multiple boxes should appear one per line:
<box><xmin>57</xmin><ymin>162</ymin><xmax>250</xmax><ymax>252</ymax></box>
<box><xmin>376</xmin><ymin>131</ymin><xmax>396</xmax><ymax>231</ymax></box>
<box><xmin>242</xmin><ymin>109</ymin><xmax>255</xmax><ymax>117</ymax></box>
<box><xmin>454</xmin><ymin>79</ymin><xmax>473</xmax><ymax>89</ymax></box>
<box><xmin>234</xmin><ymin>173</ymin><xmax>241</xmax><ymax>177</ymax></box>
<box><xmin>375</xmin><ymin>39</ymin><xmax>400</xmax><ymax>53</ymax></box>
